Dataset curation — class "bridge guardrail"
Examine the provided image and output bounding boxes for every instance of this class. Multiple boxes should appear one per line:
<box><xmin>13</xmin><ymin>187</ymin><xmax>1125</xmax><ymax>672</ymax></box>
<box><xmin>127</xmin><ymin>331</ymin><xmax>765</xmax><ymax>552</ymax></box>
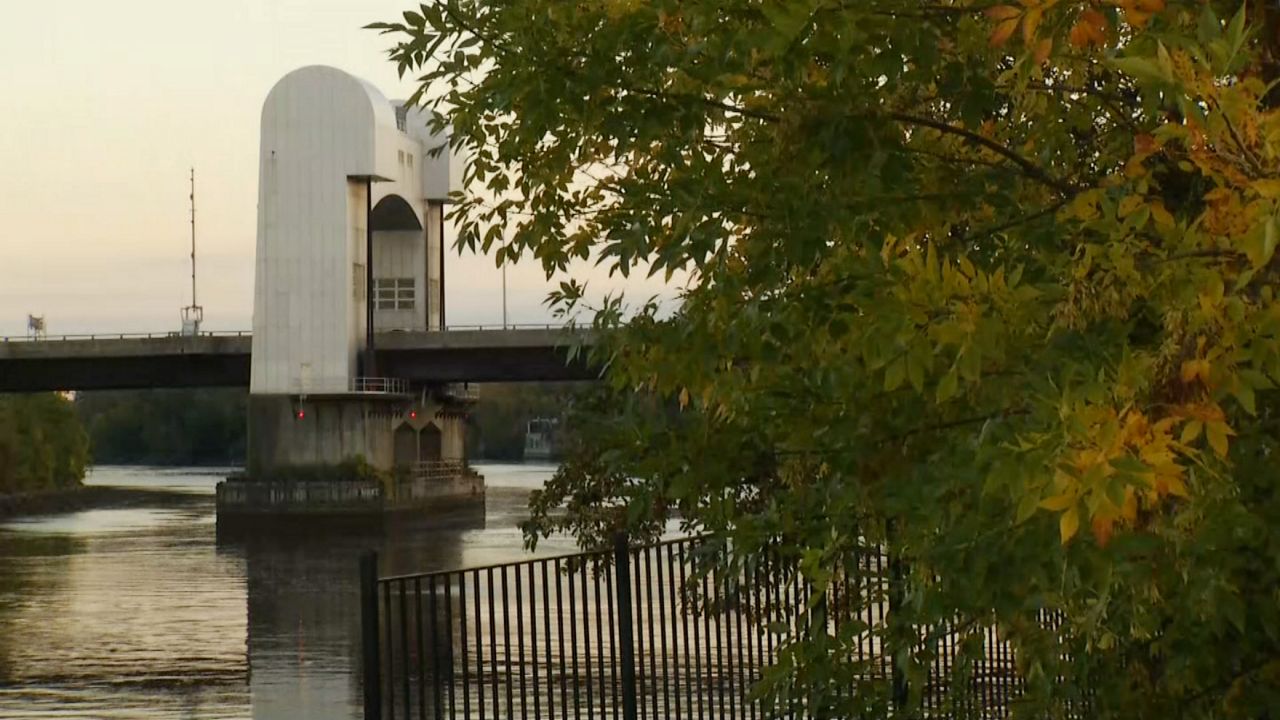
<box><xmin>0</xmin><ymin>330</ymin><xmax>250</xmax><ymax>343</ymax></box>
<box><xmin>1</xmin><ymin>324</ymin><xmax>579</xmax><ymax>344</ymax></box>
<box><xmin>351</xmin><ymin>377</ymin><xmax>411</xmax><ymax>395</ymax></box>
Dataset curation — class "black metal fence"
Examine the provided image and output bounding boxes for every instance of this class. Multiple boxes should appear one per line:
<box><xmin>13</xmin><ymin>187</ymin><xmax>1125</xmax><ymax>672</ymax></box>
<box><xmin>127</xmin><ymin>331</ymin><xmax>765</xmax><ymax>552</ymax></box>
<box><xmin>360</xmin><ymin>535</ymin><xmax>1046</xmax><ymax>720</ymax></box>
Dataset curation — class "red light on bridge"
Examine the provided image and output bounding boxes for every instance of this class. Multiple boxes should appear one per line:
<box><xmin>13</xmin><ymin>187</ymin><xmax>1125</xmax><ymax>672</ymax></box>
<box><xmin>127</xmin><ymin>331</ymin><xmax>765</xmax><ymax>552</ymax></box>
<box><xmin>296</xmin><ymin>410</ymin><xmax>305</xmax><ymax>420</ymax></box>
<box><xmin>409</xmin><ymin>410</ymin><xmax>418</xmax><ymax>420</ymax></box>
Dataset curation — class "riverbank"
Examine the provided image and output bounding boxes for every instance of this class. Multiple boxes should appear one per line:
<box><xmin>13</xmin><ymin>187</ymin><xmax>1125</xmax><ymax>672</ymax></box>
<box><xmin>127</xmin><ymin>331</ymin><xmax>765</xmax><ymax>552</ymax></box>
<box><xmin>0</xmin><ymin>484</ymin><xmax>196</xmax><ymax>520</ymax></box>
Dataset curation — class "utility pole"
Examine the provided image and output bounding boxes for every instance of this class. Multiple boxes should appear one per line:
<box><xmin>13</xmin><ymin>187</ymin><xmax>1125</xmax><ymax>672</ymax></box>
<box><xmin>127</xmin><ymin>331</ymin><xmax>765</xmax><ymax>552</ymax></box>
<box><xmin>181</xmin><ymin>168</ymin><xmax>203</xmax><ymax>336</ymax></box>
<box><xmin>502</xmin><ymin>259</ymin><xmax>508</xmax><ymax>329</ymax></box>
<box><xmin>190</xmin><ymin>169</ymin><xmax>197</xmax><ymax>309</ymax></box>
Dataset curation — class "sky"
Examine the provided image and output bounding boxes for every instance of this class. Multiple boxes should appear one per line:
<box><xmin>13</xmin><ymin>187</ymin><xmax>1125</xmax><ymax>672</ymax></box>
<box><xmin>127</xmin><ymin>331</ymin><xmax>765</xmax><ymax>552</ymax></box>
<box><xmin>0</xmin><ymin>0</ymin><xmax>677</xmax><ymax>337</ymax></box>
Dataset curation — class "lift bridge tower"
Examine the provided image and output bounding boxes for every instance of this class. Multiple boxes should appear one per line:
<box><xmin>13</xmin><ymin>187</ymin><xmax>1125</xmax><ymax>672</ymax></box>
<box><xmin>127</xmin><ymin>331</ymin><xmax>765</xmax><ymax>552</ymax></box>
<box><xmin>217</xmin><ymin>66</ymin><xmax>480</xmax><ymax>522</ymax></box>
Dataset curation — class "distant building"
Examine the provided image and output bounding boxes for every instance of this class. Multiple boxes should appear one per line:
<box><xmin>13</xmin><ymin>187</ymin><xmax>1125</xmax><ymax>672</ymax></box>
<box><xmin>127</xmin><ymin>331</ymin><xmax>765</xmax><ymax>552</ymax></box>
<box><xmin>523</xmin><ymin>417</ymin><xmax>561</xmax><ymax>461</ymax></box>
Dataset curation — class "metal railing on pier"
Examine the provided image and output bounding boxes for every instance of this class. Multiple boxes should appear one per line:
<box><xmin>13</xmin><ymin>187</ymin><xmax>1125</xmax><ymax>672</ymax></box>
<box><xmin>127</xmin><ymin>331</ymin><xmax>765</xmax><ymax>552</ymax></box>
<box><xmin>408</xmin><ymin>460</ymin><xmax>472</xmax><ymax>482</ymax></box>
<box><xmin>440</xmin><ymin>383</ymin><xmax>480</xmax><ymax>402</ymax></box>
<box><xmin>350</xmin><ymin>377</ymin><xmax>411</xmax><ymax>395</ymax></box>
<box><xmin>360</xmin><ymin>535</ymin><xmax>1084</xmax><ymax>720</ymax></box>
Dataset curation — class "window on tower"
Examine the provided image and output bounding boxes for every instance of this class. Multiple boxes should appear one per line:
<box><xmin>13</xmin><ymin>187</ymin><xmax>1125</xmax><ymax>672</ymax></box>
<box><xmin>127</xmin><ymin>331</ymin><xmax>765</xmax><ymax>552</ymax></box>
<box><xmin>373</xmin><ymin>277</ymin><xmax>415</xmax><ymax>310</ymax></box>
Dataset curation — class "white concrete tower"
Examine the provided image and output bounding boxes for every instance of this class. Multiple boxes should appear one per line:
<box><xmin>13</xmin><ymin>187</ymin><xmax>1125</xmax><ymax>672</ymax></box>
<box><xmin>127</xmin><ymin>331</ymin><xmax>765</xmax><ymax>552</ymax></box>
<box><xmin>252</xmin><ymin>65</ymin><xmax>459</xmax><ymax>395</ymax></box>
<box><xmin>244</xmin><ymin>66</ymin><xmax>468</xmax><ymax>482</ymax></box>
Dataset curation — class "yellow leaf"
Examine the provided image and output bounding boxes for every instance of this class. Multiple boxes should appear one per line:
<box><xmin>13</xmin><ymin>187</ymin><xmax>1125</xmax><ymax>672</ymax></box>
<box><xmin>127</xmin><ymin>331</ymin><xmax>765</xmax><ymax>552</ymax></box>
<box><xmin>678</xmin><ymin>387</ymin><xmax>690</xmax><ymax>410</ymax></box>
<box><xmin>1180</xmin><ymin>359</ymin><xmax>1210</xmax><ymax>385</ymax></box>
<box><xmin>1206</xmin><ymin>420</ymin><xmax>1233</xmax><ymax>458</ymax></box>
<box><xmin>1121</xmin><ymin>488</ymin><xmax>1139</xmax><ymax>522</ymax></box>
<box><xmin>1180</xmin><ymin>419</ymin><xmax>1203</xmax><ymax>444</ymax></box>
<box><xmin>989</xmin><ymin>17</ymin><xmax>1019</xmax><ymax>47</ymax></box>
<box><xmin>1150</xmin><ymin>201</ymin><xmax>1174</xmax><ymax>228</ymax></box>
<box><xmin>1060</xmin><ymin>507</ymin><xmax>1080</xmax><ymax>544</ymax></box>
<box><xmin>1118</xmin><ymin>194</ymin><xmax>1144</xmax><ymax>217</ymax></box>
<box><xmin>1039</xmin><ymin>492</ymin><xmax>1076</xmax><ymax>511</ymax></box>
<box><xmin>1160</xmin><ymin>473</ymin><xmax>1189</xmax><ymax>498</ymax></box>
<box><xmin>1251</xmin><ymin>179</ymin><xmax>1280</xmax><ymax>198</ymax></box>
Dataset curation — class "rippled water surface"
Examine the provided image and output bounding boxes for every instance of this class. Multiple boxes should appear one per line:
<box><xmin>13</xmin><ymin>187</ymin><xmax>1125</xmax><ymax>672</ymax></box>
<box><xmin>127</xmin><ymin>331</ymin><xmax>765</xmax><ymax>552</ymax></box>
<box><xmin>0</xmin><ymin>464</ymin><xmax>567</xmax><ymax>719</ymax></box>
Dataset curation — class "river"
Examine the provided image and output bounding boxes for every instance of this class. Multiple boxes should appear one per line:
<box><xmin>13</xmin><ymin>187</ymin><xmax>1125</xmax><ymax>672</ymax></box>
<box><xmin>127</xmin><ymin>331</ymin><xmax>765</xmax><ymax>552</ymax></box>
<box><xmin>0</xmin><ymin>463</ymin><xmax>573</xmax><ymax>720</ymax></box>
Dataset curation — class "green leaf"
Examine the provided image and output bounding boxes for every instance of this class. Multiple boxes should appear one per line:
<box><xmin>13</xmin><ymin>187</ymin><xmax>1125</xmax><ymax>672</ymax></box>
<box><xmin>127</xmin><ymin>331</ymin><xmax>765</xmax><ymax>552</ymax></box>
<box><xmin>1197</xmin><ymin>4</ymin><xmax>1221</xmax><ymax>44</ymax></box>
<box><xmin>1016</xmin><ymin>491</ymin><xmax>1041</xmax><ymax>524</ymax></box>
<box><xmin>936</xmin><ymin>368</ymin><xmax>959</xmax><ymax>402</ymax></box>
<box><xmin>884</xmin><ymin>356</ymin><xmax>907</xmax><ymax>392</ymax></box>
<box><xmin>1109</xmin><ymin>56</ymin><xmax>1171</xmax><ymax>85</ymax></box>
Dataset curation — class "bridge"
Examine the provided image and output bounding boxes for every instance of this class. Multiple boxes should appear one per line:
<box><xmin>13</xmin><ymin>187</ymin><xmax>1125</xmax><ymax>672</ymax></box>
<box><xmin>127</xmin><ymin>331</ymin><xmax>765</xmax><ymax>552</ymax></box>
<box><xmin>8</xmin><ymin>65</ymin><xmax>610</xmax><ymax>513</ymax></box>
<box><xmin>0</xmin><ymin>326</ymin><xmax>597</xmax><ymax>392</ymax></box>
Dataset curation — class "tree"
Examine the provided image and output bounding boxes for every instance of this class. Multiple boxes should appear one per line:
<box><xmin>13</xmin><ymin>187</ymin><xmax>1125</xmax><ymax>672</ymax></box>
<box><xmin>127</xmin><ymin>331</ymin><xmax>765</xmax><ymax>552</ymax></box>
<box><xmin>375</xmin><ymin>1</ymin><xmax>1280</xmax><ymax>716</ymax></box>
<box><xmin>0</xmin><ymin>394</ymin><xmax>90</xmax><ymax>493</ymax></box>
<box><xmin>75</xmin><ymin>389</ymin><xmax>247</xmax><ymax>465</ymax></box>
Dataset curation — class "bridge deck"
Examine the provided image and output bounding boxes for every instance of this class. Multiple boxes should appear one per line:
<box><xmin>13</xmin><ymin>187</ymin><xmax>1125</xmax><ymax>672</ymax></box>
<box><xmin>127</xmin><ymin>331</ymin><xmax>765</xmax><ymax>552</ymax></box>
<box><xmin>0</xmin><ymin>328</ymin><xmax>597</xmax><ymax>392</ymax></box>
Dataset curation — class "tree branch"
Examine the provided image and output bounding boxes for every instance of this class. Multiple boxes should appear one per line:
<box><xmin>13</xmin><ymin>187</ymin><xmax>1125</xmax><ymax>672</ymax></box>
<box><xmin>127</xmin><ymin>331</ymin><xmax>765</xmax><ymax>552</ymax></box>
<box><xmin>888</xmin><ymin>111</ymin><xmax>1078</xmax><ymax>196</ymax></box>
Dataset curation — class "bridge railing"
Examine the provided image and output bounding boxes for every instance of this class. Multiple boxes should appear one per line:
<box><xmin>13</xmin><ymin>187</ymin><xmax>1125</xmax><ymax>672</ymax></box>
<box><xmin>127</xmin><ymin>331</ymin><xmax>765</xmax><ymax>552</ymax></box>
<box><xmin>351</xmin><ymin>377</ymin><xmax>412</xmax><ymax>395</ymax></box>
<box><xmin>0</xmin><ymin>330</ymin><xmax>250</xmax><ymax>343</ymax></box>
<box><xmin>1</xmin><ymin>324</ymin><xmax>577</xmax><ymax>344</ymax></box>
<box><xmin>440</xmin><ymin>383</ymin><xmax>480</xmax><ymax>402</ymax></box>
<box><xmin>437</xmin><ymin>323</ymin><xmax>568</xmax><ymax>331</ymax></box>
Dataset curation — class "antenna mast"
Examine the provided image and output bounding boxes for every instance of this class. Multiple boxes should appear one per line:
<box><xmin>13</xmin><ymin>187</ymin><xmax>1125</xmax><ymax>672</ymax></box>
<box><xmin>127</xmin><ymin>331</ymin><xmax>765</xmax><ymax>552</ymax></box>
<box><xmin>181</xmin><ymin>167</ymin><xmax>204</xmax><ymax>335</ymax></box>
<box><xmin>191</xmin><ymin>167</ymin><xmax>197</xmax><ymax>308</ymax></box>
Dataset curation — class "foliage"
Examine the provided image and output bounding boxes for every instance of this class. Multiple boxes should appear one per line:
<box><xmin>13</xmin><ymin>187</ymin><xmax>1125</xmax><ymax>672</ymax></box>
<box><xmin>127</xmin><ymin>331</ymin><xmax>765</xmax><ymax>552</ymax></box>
<box><xmin>467</xmin><ymin>382</ymin><xmax>585</xmax><ymax>459</ymax></box>
<box><xmin>75</xmin><ymin>389</ymin><xmax>246</xmax><ymax>466</ymax></box>
<box><xmin>0</xmin><ymin>394</ymin><xmax>90</xmax><ymax>494</ymax></box>
<box><xmin>375</xmin><ymin>1</ymin><xmax>1280</xmax><ymax>716</ymax></box>
<box><xmin>264</xmin><ymin>457</ymin><xmax>388</xmax><ymax>485</ymax></box>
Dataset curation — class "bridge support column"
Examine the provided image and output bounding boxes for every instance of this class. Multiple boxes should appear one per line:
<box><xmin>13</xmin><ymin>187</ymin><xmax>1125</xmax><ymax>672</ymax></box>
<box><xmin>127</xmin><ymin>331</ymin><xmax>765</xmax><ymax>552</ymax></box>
<box><xmin>217</xmin><ymin>390</ymin><xmax>483</xmax><ymax>522</ymax></box>
<box><xmin>245</xmin><ymin>395</ymin><xmax>397</xmax><ymax>478</ymax></box>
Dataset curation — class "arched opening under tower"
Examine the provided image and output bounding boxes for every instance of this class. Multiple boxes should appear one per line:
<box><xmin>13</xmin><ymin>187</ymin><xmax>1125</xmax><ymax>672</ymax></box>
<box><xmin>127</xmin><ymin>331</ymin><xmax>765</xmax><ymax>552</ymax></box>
<box><xmin>370</xmin><ymin>194</ymin><xmax>422</xmax><ymax>231</ymax></box>
<box><xmin>420</xmin><ymin>423</ymin><xmax>443</xmax><ymax>462</ymax></box>
<box><xmin>393</xmin><ymin>422</ymin><xmax>417</xmax><ymax>468</ymax></box>
<box><xmin>370</xmin><ymin>193</ymin><xmax>428</xmax><ymax>332</ymax></box>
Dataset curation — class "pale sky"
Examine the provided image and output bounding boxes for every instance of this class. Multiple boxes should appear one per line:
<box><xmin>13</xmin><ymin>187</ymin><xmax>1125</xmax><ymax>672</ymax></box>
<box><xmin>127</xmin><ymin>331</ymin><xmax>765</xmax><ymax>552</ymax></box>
<box><xmin>0</xmin><ymin>0</ymin><xmax>676</xmax><ymax>337</ymax></box>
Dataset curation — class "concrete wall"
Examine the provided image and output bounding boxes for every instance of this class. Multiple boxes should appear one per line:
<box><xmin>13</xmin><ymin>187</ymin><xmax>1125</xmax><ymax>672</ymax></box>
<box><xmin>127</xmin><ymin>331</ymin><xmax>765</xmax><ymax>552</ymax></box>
<box><xmin>439</xmin><ymin>413</ymin><xmax>466</xmax><ymax>461</ymax></box>
<box><xmin>253</xmin><ymin>67</ymin><xmax>388</xmax><ymax>394</ymax></box>
<box><xmin>425</xmin><ymin>203</ymin><xmax>444</xmax><ymax>330</ymax></box>
<box><xmin>247</xmin><ymin>395</ymin><xmax>398</xmax><ymax>478</ymax></box>
<box><xmin>217</xmin><ymin>478</ymin><xmax>384</xmax><ymax>514</ymax></box>
<box><xmin>347</xmin><ymin>181</ymin><xmax>369</xmax><ymax>385</ymax></box>
<box><xmin>373</xmin><ymin>228</ymin><xmax>426</xmax><ymax>331</ymax></box>
<box><xmin>388</xmin><ymin>401</ymin><xmax>470</xmax><ymax>463</ymax></box>
<box><xmin>216</xmin><ymin>472</ymin><xmax>483</xmax><ymax>515</ymax></box>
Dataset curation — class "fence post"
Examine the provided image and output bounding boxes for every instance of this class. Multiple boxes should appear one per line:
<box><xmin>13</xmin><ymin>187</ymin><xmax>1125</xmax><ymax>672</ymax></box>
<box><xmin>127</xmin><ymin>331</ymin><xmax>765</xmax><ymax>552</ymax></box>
<box><xmin>613</xmin><ymin>532</ymin><xmax>640</xmax><ymax>720</ymax></box>
<box><xmin>887</xmin><ymin>520</ymin><xmax>908</xmax><ymax>715</ymax></box>
<box><xmin>361</xmin><ymin>550</ymin><xmax>383</xmax><ymax>720</ymax></box>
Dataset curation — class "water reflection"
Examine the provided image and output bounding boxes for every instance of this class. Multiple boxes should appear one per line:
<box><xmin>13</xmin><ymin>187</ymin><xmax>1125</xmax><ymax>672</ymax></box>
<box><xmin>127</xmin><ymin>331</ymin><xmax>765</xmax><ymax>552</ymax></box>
<box><xmin>0</xmin><ymin>463</ymin><xmax>561</xmax><ymax>719</ymax></box>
